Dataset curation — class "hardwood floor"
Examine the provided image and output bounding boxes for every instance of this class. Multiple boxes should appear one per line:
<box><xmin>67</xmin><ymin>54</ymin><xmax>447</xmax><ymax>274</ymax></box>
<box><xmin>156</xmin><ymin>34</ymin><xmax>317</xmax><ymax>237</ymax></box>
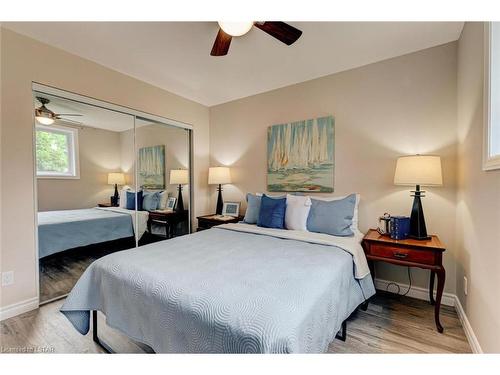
<box><xmin>328</xmin><ymin>292</ymin><xmax>471</xmax><ymax>353</ymax></box>
<box><xmin>1</xmin><ymin>291</ymin><xmax>471</xmax><ymax>353</ymax></box>
<box><xmin>39</xmin><ymin>232</ymin><xmax>184</xmax><ymax>303</ymax></box>
<box><xmin>39</xmin><ymin>238</ymin><xmax>136</xmax><ymax>303</ymax></box>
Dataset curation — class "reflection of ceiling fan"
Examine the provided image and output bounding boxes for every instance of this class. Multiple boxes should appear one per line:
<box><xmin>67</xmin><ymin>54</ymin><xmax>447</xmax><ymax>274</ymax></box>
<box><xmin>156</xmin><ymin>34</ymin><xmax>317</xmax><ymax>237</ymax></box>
<box><xmin>35</xmin><ymin>97</ymin><xmax>83</xmax><ymax>126</ymax></box>
<box><xmin>211</xmin><ymin>22</ymin><xmax>302</xmax><ymax>56</ymax></box>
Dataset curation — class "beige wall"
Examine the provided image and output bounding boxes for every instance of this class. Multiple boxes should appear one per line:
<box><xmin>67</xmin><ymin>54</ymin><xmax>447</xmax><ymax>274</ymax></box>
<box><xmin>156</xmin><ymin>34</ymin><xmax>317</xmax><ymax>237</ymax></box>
<box><xmin>37</xmin><ymin>127</ymin><xmax>124</xmax><ymax>211</ymax></box>
<box><xmin>210</xmin><ymin>42</ymin><xmax>458</xmax><ymax>293</ymax></box>
<box><xmin>456</xmin><ymin>22</ymin><xmax>500</xmax><ymax>353</ymax></box>
<box><xmin>0</xmin><ymin>28</ymin><xmax>210</xmax><ymax>308</ymax></box>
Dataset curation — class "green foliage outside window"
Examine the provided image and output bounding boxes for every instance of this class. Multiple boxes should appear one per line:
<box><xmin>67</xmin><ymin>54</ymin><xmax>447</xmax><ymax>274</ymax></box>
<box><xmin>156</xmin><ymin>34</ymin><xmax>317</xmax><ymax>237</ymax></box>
<box><xmin>36</xmin><ymin>129</ymin><xmax>70</xmax><ymax>173</ymax></box>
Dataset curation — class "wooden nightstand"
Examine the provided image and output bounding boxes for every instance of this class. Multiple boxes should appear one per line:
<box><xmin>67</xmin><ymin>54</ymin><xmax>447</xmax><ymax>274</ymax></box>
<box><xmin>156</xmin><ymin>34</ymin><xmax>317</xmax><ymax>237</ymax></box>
<box><xmin>362</xmin><ymin>229</ymin><xmax>446</xmax><ymax>333</ymax></box>
<box><xmin>147</xmin><ymin>210</ymin><xmax>188</xmax><ymax>239</ymax></box>
<box><xmin>98</xmin><ymin>202</ymin><xmax>114</xmax><ymax>207</ymax></box>
<box><xmin>197</xmin><ymin>214</ymin><xmax>243</xmax><ymax>231</ymax></box>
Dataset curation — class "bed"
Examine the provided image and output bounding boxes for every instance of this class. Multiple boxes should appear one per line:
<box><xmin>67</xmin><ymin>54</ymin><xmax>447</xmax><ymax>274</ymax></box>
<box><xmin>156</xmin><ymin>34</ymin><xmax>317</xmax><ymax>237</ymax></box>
<box><xmin>61</xmin><ymin>223</ymin><xmax>375</xmax><ymax>353</ymax></box>
<box><xmin>38</xmin><ymin>207</ymin><xmax>149</xmax><ymax>259</ymax></box>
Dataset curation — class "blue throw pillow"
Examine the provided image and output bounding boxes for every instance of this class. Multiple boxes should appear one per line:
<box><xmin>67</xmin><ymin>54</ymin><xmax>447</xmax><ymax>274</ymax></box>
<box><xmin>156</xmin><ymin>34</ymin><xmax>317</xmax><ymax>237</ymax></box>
<box><xmin>126</xmin><ymin>190</ymin><xmax>143</xmax><ymax>211</ymax></box>
<box><xmin>257</xmin><ymin>194</ymin><xmax>286</xmax><ymax>229</ymax></box>
<box><xmin>142</xmin><ymin>191</ymin><xmax>160</xmax><ymax>211</ymax></box>
<box><xmin>307</xmin><ymin>194</ymin><xmax>356</xmax><ymax>236</ymax></box>
<box><xmin>243</xmin><ymin>193</ymin><xmax>262</xmax><ymax>224</ymax></box>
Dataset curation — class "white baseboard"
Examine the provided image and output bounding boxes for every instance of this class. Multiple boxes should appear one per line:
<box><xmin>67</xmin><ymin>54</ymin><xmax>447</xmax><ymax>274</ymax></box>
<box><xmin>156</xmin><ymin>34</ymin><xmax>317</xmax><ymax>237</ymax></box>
<box><xmin>454</xmin><ymin>296</ymin><xmax>483</xmax><ymax>353</ymax></box>
<box><xmin>374</xmin><ymin>278</ymin><xmax>456</xmax><ymax>307</ymax></box>
<box><xmin>0</xmin><ymin>297</ymin><xmax>39</xmax><ymax>321</ymax></box>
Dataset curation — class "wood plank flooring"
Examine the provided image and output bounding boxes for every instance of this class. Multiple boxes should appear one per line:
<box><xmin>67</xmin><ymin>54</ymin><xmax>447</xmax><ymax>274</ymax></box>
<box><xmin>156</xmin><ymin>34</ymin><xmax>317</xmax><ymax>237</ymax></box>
<box><xmin>39</xmin><ymin>238</ymin><xmax>136</xmax><ymax>303</ymax></box>
<box><xmin>1</xmin><ymin>291</ymin><xmax>471</xmax><ymax>353</ymax></box>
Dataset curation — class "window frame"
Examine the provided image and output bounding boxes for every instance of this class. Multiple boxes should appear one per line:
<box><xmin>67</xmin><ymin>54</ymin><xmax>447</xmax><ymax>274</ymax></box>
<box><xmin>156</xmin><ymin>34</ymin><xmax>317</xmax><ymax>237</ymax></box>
<box><xmin>484</xmin><ymin>22</ymin><xmax>500</xmax><ymax>171</ymax></box>
<box><xmin>35</xmin><ymin>123</ymin><xmax>80</xmax><ymax>179</ymax></box>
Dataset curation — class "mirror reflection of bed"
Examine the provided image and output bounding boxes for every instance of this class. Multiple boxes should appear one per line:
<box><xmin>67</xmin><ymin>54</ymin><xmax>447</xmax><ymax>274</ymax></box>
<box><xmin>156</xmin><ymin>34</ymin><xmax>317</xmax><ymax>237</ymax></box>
<box><xmin>35</xmin><ymin>91</ymin><xmax>191</xmax><ymax>304</ymax></box>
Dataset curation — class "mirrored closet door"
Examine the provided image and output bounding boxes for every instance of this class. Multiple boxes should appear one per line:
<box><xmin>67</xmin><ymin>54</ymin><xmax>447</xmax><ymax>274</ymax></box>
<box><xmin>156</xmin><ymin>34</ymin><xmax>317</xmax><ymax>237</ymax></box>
<box><xmin>135</xmin><ymin>117</ymin><xmax>191</xmax><ymax>245</ymax></box>
<box><xmin>34</xmin><ymin>86</ymin><xmax>192</xmax><ymax>304</ymax></box>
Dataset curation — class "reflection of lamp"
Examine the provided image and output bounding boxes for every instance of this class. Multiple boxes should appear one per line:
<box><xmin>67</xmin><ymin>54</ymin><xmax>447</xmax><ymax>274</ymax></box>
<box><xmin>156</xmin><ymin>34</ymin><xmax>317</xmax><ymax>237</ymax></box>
<box><xmin>394</xmin><ymin>155</ymin><xmax>443</xmax><ymax>240</ymax></box>
<box><xmin>170</xmin><ymin>169</ymin><xmax>189</xmax><ymax>212</ymax></box>
<box><xmin>208</xmin><ymin>167</ymin><xmax>231</xmax><ymax>215</ymax></box>
<box><xmin>108</xmin><ymin>172</ymin><xmax>125</xmax><ymax>207</ymax></box>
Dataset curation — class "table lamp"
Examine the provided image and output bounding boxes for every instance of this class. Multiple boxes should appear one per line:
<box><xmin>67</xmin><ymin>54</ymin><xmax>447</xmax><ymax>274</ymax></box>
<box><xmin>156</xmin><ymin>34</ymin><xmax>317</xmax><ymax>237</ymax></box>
<box><xmin>170</xmin><ymin>169</ymin><xmax>189</xmax><ymax>212</ymax></box>
<box><xmin>394</xmin><ymin>155</ymin><xmax>442</xmax><ymax>240</ymax></box>
<box><xmin>108</xmin><ymin>172</ymin><xmax>126</xmax><ymax>206</ymax></box>
<box><xmin>208</xmin><ymin>167</ymin><xmax>231</xmax><ymax>215</ymax></box>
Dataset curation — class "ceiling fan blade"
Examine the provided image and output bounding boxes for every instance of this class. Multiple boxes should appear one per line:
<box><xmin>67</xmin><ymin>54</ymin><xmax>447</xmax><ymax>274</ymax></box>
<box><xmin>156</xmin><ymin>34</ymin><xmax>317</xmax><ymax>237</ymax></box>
<box><xmin>254</xmin><ymin>22</ymin><xmax>302</xmax><ymax>45</ymax></box>
<box><xmin>210</xmin><ymin>28</ymin><xmax>232</xmax><ymax>56</ymax></box>
<box><xmin>56</xmin><ymin>117</ymin><xmax>84</xmax><ymax>125</ymax></box>
<box><xmin>58</xmin><ymin>123</ymin><xmax>86</xmax><ymax>130</ymax></box>
<box><xmin>55</xmin><ymin>113</ymin><xmax>83</xmax><ymax>117</ymax></box>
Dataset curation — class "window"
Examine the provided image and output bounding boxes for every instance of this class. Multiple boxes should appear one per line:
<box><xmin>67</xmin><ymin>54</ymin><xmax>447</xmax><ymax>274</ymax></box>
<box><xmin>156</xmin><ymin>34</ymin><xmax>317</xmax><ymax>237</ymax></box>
<box><xmin>36</xmin><ymin>124</ymin><xmax>79</xmax><ymax>178</ymax></box>
<box><xmin>484</xmin><ymin>22</ymin><xmax>500</xmax><ymax>170</ymax></box>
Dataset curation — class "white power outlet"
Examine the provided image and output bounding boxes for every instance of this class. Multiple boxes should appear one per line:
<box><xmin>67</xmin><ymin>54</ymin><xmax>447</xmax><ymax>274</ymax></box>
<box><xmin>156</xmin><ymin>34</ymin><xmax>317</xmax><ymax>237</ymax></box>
<box><xmin>464</xmin><ymin>276</ymin><xmax>468</xmax><ymax>296</ymax></box>
<box><xmin>1</xmin><ymin>271</ymin><xmax>14</xmax><ymax>286</ymax></box>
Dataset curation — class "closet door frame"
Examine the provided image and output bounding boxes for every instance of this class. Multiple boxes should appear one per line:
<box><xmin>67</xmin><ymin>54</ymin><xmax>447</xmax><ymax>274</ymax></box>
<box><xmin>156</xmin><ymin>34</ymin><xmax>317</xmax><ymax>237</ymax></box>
<box><xmin>32</xmin><ymin>82</ymin><xmax>194</xmax><ymax>305</ymax></box>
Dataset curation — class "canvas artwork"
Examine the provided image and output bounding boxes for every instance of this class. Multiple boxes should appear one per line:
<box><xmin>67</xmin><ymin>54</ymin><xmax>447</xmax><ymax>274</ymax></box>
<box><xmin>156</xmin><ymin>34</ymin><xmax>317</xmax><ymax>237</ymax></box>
<box><xmin>138</xmin><ymin>145</ymin><xmax>165</xmax><ymax>189</ymax></box>
<box><xmin>267</xmin><ymin>116</ymin><xmax>334</xmax><ymax>192</ymax></box>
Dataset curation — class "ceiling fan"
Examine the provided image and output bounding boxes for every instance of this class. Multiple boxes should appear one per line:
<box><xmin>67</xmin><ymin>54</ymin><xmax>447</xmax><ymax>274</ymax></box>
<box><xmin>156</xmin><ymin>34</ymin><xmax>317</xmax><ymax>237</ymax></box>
<box><xmin>211</xmin><ymin>21</ymin><xmax>302</xmax><ymax>56</ymax></box>
<box><xmin>35</xmin><ymin>97</ymin><xmax>83</xmax><ymax>126</ymax></box>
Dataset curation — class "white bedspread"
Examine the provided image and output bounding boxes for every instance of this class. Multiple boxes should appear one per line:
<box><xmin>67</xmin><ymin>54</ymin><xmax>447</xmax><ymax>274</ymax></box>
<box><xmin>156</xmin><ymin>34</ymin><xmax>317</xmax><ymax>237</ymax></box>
<box><xmin>96</xmin><ymin>207</ymin><xmax>149</xmax><ymax>240</ymax></box>
<box><xmin>219</xmin><ymin>223</ymin><xmax>370</xmax><ymax>279</ymax></box>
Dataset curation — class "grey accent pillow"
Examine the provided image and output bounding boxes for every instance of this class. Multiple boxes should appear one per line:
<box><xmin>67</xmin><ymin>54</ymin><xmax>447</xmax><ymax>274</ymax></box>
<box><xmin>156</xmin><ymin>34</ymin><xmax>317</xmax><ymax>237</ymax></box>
<box><xmin>243</xmin><ymin>193</ymin><xmax>262</xmax><ymax>224</ymax></box>
<box><xmin>307</xmin><ymin>194</ymin><xmax>356</xmax><ymax>236</ymax></box>
<box><xmin>142</xmin><ymin>191</ymin><xmax>160</xmax><ymax>211</ymax></box>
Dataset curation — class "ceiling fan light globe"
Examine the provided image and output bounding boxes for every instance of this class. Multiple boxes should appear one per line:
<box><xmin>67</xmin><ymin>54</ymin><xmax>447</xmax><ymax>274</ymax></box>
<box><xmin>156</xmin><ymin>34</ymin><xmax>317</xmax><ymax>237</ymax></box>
<box><xmin>218</xmin><ymin>22</ymin><xmax>253</xmax><ymax>37</ymax></box>
<box><xmin>36</xmin><ymin>116</ymin><xmax>55</xmax><ymax>125</ymax></box>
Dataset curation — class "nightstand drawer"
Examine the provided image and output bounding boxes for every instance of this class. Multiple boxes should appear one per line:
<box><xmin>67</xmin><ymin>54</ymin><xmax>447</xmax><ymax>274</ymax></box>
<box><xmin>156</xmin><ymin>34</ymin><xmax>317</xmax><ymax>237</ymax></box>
<box><xmin>370</xmin><ymin>243</ymin><xmax>435</xmax><ymax>265</ymax></box>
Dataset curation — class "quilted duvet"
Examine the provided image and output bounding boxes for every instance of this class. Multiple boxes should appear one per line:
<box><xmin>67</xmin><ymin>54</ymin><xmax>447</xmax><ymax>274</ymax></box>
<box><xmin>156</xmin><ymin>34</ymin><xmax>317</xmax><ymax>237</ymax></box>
<box><xmin>61</xmin><ymin>225</ymin><xmax>375</xmax><ymax>353</ymax></box>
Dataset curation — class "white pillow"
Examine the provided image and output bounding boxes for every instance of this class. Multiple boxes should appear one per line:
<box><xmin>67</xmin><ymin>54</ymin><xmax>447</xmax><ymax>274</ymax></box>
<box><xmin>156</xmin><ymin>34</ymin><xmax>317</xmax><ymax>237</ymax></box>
<box><xmin>285</xmin><ymin>194</ymin><xmax>312</xmax><ymax>231</ymax></box>
<box><xmin>119</xmin><ymin>188</ymin><xmax>132</xmax><ymax>208</ymax></box>
<box><xmin>311</xmin><ymin>193</ymin><xmax>361</xmax><ymax>235</ymax></box>
<box><xmin>158</xmin><ymin>191</ymin><xmax>168</xmax><ymax>210</ymax></box>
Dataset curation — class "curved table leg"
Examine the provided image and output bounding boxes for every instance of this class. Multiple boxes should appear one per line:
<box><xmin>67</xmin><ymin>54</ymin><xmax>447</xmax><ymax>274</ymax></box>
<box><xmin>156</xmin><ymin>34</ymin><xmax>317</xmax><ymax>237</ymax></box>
<box><xmin>434</xmin><ymin>268</ymin><xmax>446</xmax><ymax>333</ymax></box>
<box><xmin>429</xmin><ymin>270</ymin><xmax>436</xmax><ymax>305</ymax></box>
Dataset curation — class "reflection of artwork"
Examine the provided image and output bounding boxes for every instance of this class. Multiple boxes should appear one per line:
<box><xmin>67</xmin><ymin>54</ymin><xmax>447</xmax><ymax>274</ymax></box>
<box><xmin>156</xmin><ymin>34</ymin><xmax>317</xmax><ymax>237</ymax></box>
<box><xmin>267</xmin><ymin>116</ymin><xmax>334</xmax><ymax>192</ymax></box>
<box><xmin>138</xmin><ymin>145</ymin><xmax>165</xmax><ymax>189</ymax></box>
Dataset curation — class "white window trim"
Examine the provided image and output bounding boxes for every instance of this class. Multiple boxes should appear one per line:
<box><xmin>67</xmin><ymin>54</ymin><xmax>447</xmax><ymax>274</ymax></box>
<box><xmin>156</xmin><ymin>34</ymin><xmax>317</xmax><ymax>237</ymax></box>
<box><xmin>483</xmin><ymin>22</ymin><xmax>500</xmax><ymax>171</ymax></box>
<box><xmin>36</xmin><ymin>123</ymin><xmax>80</xmax><ymax>179</ymax></box>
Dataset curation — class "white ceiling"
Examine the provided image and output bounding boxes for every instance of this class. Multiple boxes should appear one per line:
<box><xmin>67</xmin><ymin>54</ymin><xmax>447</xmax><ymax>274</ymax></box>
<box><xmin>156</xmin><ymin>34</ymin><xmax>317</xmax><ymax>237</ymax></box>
<box><xmin>11</xmin><ymin>22</ymin><xmax>463</xmax><ymax>106</ymax></box>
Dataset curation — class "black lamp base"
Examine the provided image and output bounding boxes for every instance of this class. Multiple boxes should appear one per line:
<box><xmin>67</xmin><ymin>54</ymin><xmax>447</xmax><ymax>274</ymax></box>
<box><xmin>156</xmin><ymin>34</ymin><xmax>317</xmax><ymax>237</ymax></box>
<box><xmin>111</xmin><ymin>184</ymin><xmax>119</xmax><ymax>207</ymax></box>
<box><xmin>409</xmin><ymin>185</ymin><xmax>431</xmax><ymax>240</ymax></box>
<box><xmin>215</xmin><ymin>184</ymin><xmax>223</xmax><ymax>215</ymax></box>
<box><xmin>175</xmin><ymin>184</ymin><xmax>184</xmax><ymax>212</ymax></box>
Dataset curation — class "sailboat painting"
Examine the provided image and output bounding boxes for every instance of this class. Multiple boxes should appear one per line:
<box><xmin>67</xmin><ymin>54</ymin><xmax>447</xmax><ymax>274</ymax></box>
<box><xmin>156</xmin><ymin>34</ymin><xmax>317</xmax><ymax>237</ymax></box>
<box><xmin>267</xmin><ymin>116</ymin><xmax>334</xmax><ymax>192</ymax></box>
<box><xmin>138</xmin><ymin>145</ymin><xmax>165</xmax><ymax>189</ymax></box>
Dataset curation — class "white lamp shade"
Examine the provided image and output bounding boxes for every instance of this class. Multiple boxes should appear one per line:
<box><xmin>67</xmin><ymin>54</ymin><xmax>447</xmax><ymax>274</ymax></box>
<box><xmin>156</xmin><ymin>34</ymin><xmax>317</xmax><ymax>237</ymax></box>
<box><xmin>208</xmin><ymin>167</ymin><xmax>231</xmax><ymax>185</ymax></box>
<box><xmin>170</xmin><ymin>169</ymin><xmax>189</xmax><ymax>185</ymax></box>
<box><xmin>394</xmin><ymin>155</ymin><xmax>443</xmax><ymax>186</ymax></box>
<box><xmin>108</xmin><ymin>172</ymin><xmax>126</xmax><ymax>185</ymax></box>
